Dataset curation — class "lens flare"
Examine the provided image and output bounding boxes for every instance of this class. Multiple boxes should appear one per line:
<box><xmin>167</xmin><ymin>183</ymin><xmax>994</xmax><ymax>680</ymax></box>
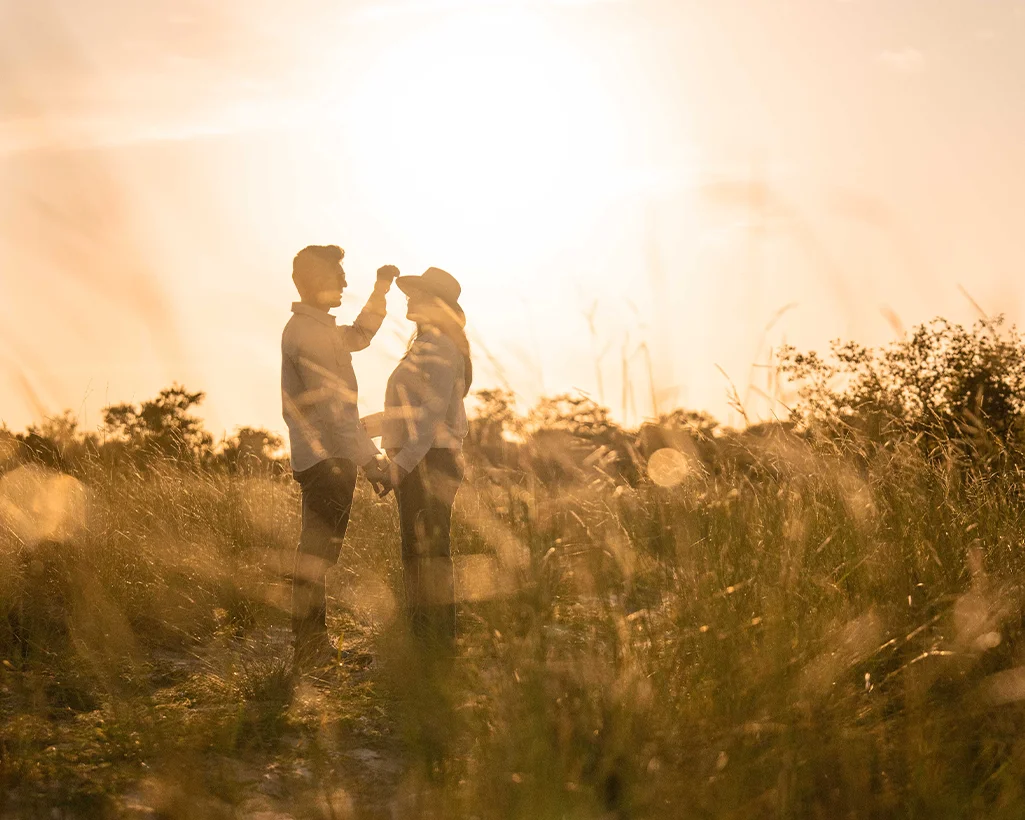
<box><xmin>0</xmin><ymin>465</ymin><xmax>88</xmax><ymax>545</ymax></box>
<box><xmin>455</xmin><ymin>554</ymin><xmax>505</xmax><ymax>603</ymax></box>
<box><xmin>646</xmin><ymin>448</ymin><xmax>691</xmax><ymax>488</ymax></box>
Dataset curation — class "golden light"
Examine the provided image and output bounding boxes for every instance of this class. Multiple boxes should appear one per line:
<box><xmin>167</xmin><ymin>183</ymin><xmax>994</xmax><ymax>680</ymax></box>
<box><xmin>345</xmin><ymin>8</ymin><xmax>625</xmax><ymax>264</ymax></box>
<box><xmin>0</xmin><ymin>465</ymin><xmax>89</xmax><ymax>545</ymax></box>
<box><xmin>646</xmin><ymin>447</ymin><xmax>691</xmax><ymax>488</ymax></box>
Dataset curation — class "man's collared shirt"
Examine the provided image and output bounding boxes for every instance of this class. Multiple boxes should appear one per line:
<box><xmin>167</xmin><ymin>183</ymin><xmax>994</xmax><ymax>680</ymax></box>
<box><xmin>281</xmin><ymin>283</ymin><xmax>388</xmax><ymax>472</ymax></box>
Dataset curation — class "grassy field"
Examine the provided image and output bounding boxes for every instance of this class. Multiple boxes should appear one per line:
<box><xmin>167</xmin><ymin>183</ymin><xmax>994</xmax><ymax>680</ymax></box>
<box><xmin>3</xmin><ymin>432</ymin><xmax>1025</xmax><ymax>818</ymax></box>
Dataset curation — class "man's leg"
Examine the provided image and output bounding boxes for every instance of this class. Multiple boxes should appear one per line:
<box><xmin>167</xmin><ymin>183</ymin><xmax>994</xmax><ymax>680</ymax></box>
<box><xmin>291</xmin><ymin>458</ymin><xmax>357</xmax><ymax>655</ymax></box>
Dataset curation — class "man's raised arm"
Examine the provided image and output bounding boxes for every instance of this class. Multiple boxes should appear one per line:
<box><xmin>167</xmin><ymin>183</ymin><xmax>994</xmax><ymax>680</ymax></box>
<box><xmin>337</xmin><ymin>265</ymin><xmax>399</xmax><ymax>351</ymax></box>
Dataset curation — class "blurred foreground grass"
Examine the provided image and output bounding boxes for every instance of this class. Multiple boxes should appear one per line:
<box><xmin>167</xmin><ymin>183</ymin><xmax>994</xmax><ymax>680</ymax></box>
<box><xmin>3</xmin><ymin>437</ymin><xmax>1025</xmax><ymax>819</ymax></box>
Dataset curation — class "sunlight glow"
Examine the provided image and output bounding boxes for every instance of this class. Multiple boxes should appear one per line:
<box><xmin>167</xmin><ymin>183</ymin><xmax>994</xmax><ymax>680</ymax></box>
<box><xmin>0</xmin><ymin>466</ymin><xmax>89</xmax><ymax>545</ymax></box>
<box><xmin>646</xmin><ymin>447</ymin><xmax>691</xmax><ymax>488</ymax></box>
<box><xmin>345</xmin><ymin>9</ymin><xmax>625</xmax><ymax>265</ymax></box>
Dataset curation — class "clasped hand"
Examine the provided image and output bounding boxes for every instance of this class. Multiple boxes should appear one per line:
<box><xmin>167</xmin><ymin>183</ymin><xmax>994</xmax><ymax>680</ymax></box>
<box><xmin>363</xmin><ymin>455</ymin><xmax>407</xmax><ymax>497</ymax></box>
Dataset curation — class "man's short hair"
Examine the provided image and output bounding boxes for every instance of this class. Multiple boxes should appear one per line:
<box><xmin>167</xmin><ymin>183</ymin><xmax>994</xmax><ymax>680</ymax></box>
<box><xmin>293</xmin><ymin>245</ymin><xmax>344</xmax><ymax>279</ymax></box>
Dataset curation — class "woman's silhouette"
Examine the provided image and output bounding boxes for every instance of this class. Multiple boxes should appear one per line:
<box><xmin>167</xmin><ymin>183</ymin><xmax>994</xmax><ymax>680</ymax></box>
<box><xmin>382</xmin><ymin>267</ymin><xmax>471</xmax><ymax>648</ymax></box>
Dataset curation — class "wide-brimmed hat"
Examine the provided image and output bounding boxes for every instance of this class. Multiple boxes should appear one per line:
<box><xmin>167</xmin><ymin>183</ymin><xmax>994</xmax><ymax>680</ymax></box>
<box><xmin>396</xmin><ymin>267</ymin><xmax>463</xmax><ymax>315</ymax></box>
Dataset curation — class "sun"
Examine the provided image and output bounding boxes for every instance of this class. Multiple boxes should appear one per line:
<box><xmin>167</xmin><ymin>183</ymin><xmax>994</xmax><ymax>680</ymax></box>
<box><xmin>344</xmin><ymin>8</ymin><xmax>625</xmax><ymax>267</ymax></box>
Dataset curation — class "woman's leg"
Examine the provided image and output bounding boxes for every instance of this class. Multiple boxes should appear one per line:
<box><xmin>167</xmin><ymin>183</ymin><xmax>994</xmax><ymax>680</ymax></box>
<box><xmin>396</xmin><ymin>460</ymin><xmax>430</xmax><ymax>640</ymax></box>
<box><xmin>422</xmin><ymin>449</ymin><xmax>462</xmax><ymax>643</ymax></box>
<box><xmin>396</xmin><ymin>449</ymin><xmax>463</xmax><ymax>646</ymax></box>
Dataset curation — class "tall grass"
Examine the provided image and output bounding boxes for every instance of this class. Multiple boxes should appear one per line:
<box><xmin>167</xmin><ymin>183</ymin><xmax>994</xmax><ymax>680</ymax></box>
<box><xmin>3</xmin><ymin>437</ymin><xmax>1025</xmax><ymax>818</ymax></box>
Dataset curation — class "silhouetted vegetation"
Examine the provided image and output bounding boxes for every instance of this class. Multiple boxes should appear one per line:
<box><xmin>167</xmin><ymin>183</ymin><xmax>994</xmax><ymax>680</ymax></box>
<box><xmin>781</xmin><ymin>316</ymin><xmax>1025</xmax><ymax>468</ymax></box>
<box><xmin>102</xmin><ymin>384</ymin><xmax>215</xmax><ymax>467</ymax></box>
<box><xmin>5</xmin><ymin>317</ymin><xmax>1025</xmax><ymax>816</ymax></box>
<box><xmin>2</xmin><ymin>384</ymin><xmax>287</xmax><ymax>476</ymax></box>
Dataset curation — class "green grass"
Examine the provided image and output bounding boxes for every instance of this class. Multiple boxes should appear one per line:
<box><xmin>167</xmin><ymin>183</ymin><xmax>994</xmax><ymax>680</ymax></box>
<box><xmin>3</xmin><ymin>444</ymin><xmax>1025</xmax><ymax>818</ymax></box>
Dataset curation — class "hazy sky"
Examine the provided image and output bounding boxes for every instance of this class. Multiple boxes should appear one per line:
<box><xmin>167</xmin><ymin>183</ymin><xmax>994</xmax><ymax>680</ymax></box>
<box><xmin>2</xmin><ymin>0</ymin><xmax>1024</xmax><ymax>437</ymax></box>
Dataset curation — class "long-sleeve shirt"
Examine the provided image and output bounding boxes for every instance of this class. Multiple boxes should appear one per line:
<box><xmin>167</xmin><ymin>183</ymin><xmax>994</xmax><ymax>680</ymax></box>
<box><xmin>281</xmin><ymin>283</ymin><xmax>389</xmax><ymax>472</ymax></box>
<box><xmin>382</xmin><ymin>326</ymin><xmax>469</xmax><ymax>474</ymax></box>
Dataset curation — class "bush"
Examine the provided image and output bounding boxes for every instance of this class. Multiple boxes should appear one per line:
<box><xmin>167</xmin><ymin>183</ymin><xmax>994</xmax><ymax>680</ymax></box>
<box><xmin>780</xmin><ymin>316</ymin><xmax>1025</xmax><ymax>467</ymax></box>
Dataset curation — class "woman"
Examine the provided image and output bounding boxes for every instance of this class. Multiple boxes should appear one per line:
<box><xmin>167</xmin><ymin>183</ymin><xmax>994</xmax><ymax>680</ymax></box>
<box><xmin>382</xmin><ymin>267</ymin><xmax>471</xmax><ymax>647</ymax></box>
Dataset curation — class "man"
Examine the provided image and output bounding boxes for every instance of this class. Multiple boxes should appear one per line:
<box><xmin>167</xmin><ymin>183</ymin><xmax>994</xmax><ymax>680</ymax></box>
<box><xmin>281</xmin><ymin>244</ymin><xmax>397</xmax><ymax>665</ymax></box>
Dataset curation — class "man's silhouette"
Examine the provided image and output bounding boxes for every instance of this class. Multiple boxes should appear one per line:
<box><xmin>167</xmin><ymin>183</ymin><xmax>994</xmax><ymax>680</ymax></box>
<box><xmin>281</xmin><ymin>245</ymin><xmax>396</xmax><ymax>665</ymax></box>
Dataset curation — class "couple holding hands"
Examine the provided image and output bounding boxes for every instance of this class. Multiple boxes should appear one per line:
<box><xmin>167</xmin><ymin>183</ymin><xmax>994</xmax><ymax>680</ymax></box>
<box><xmin>281</xmin><ymin>244</ymin><xmax>471</xmax><ymax>666</ymax></box>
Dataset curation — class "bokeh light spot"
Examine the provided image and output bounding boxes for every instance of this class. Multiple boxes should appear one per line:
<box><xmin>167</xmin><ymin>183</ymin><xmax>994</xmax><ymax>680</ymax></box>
<box><xmin>455</xmin><ymin>554</ymin><xmax>505</xmax><ymax>603</ymax></box>
<box><xmin>0</xmin><ymin>465</ymin><xmax>88</xmax><ymax>545</ymax></box>
<box><xmin>647</xmin><ymin>448</ymin><xmax>691</xmax><ymax>488</ymax></box>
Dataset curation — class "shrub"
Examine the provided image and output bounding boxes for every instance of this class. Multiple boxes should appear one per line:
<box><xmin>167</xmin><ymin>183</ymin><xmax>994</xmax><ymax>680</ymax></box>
<box><xmin>780</xmin><ymin>316</ymin><xmax>1025</xmax><ymax>467</ymax></box>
